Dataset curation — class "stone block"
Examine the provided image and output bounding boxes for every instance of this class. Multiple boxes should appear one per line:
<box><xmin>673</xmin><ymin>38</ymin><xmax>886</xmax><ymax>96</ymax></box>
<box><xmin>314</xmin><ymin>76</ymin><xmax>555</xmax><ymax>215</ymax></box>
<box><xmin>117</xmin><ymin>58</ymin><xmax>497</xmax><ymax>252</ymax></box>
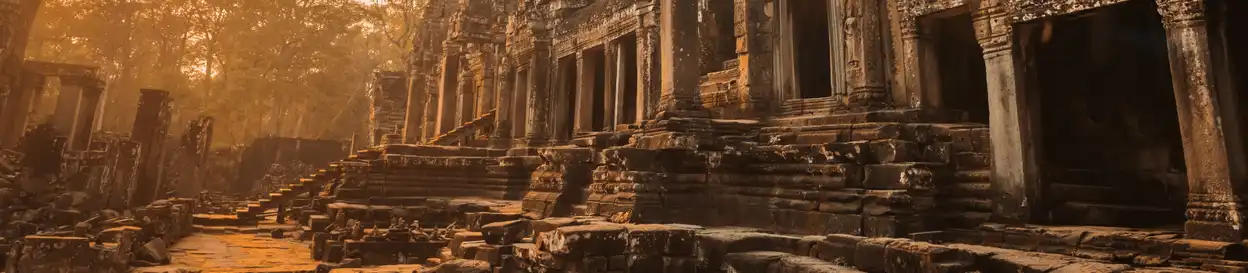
<box><xmin>473</xmin><ymin>244</ymin><xmax>513</xmax><ymax>265</ymax></box>
<box><xmin>665</xmin><ymin>257</ymin><xmax>697</xmax><ymax>273</ymax></box>
<box><xmin>868</xmin><ymin>140</ymin><xmax>921</xmax><ymax>163</ymax></box>
<box><xmin>852</xmin><ymin>237</ymin><xmax>903</xmax><ymax>272</ymax></box>
<box><xmin>14</xmin><ymin>236</ymin><xmax>93</xmax><ymax>273</ymax></box>
<box><xmin>482</xmin><ymin>219</ymin><xmax>529</xmax><ymax>245</ymax></box>
<box><xmin>467</xmin><ymin>212</ymin><xmax>524</xmax><ymax>231</ymax></box>
<box><xmin>768</xmin><ymin>255</ymin><xmax>863</xmax><ymax>273</ymax></box>
<box><xmin>546</xmin><ymin>224</ymin><xmax>629</xmax><ymax>257</ymax></box>
<box><xmin>922</xmin><ymin>142</ymin><xmax>953</xmax><ymax>163</ymax></box>
<box><xmin>625</xmin><ymin>224</ymin><xmax>696</xmax><ymax>256</ymax></box>
<box><xmin>851</xmin><ymin>123</ymin><xmax>903</xmax><ymax>141</ymax></box>
<box><xmin>864</xmin><ymin>215</ymin><xmax>925</xmax><ymax>238</ymax></box>
<box><xmin>882</xmin><ymin>239</ymin><xmax>975</xmax><ymax>273</ymax></box>
<box><xmin>812</xmin><ymin>234</ymin><xmax>865</xmax><ymax>265</ymax></box>
<box><xmin>810</xmin><ymin>213</ymin><xmax>863</xmax><ymax>236</ymax></box>
<box><xmin>627</xmin><ymin>254</ymin><xmax>665</xmax><ymax>273</ymax></box>
<box><xmin>863</xmin><ymin>190</ymin><xmax>921</xmax><ymax>216</ymax></box>
<box><xmin>953</xmin><ymin>152</ymin><xmax>990</xmax><ymax>170</ymax></box>
<box><xmin>863</xmin><ymin>163</ymin><xmax>937</xmax><ymax>191</ymax></box>
<box><xmin>722</xmin><ymin>251</ymin><xmax>788</xmax><ymax>273</ymax></box>
<box><xmin>821</xmin><ymin>141</ymin><xmax>870</xmax><ymax>165</ymax></box>
<box><xmin>818</xmin><ymin>189</ymin><xmax>865</xmax><ymax>214</ymax></box>
<box><xmin>451</xmin><ymin>232</ymin><xmax>486</xmax><ymax>257</ymax></box>
<box><xmin>695</xmin><ymin>230</ymin><xmax>803</xmax><ymax>269</ymax></box>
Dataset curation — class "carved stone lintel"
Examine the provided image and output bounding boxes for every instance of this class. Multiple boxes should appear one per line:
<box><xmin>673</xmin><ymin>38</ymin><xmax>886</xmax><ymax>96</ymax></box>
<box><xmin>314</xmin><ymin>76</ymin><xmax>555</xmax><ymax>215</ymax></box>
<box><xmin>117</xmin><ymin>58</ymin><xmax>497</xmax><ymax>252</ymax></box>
<box><xmin>1157</xmin><ymin>0</ymin><xmax>1205</xmax><ymax>29</ymax></box>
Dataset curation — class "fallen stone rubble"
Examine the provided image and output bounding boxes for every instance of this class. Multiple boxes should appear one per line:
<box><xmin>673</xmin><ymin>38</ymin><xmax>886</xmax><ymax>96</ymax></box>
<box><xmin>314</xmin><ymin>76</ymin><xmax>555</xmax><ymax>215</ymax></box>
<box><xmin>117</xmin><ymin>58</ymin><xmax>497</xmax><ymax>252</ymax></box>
<box><xmin>2</xmin><ymin>197</ymin><xmax>197</xmax><ymax>272</ymax></box>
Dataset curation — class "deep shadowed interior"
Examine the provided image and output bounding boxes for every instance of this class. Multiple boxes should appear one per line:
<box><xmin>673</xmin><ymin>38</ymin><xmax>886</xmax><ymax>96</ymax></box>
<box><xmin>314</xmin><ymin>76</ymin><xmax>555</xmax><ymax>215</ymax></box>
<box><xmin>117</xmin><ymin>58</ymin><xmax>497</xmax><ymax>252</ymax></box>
<box><xmin>1029</xmin><ymin>0</ymin><xmax>1185</xmax><ymax>228</ymax></box>
<box><xmin>620</xmin><ymin>33</ymin><xmax>639</xmax><ymax>125</ymax></box>
<box><xmin>791</xmin><ymin>0</ymin><xmax>833</xmax><ymax>99</ymax></box>
<box><xmin>933</xmin><ymin>14</ymin><xmax>989</xmax><ymax>124</ymax></box>
<box><xmin>559</xmin><ymin>56</ymin><xmax>577</xmax><ymax>140</ymax></box>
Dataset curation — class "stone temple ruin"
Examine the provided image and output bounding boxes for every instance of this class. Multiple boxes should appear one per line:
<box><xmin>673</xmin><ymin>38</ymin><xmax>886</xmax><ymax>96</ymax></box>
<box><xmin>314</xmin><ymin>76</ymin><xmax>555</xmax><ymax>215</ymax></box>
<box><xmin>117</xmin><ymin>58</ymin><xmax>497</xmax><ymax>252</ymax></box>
<box><xmin>5</xmin><ymin>0</ymin><xmax>1248</xmax><ymax>272</ymax></box>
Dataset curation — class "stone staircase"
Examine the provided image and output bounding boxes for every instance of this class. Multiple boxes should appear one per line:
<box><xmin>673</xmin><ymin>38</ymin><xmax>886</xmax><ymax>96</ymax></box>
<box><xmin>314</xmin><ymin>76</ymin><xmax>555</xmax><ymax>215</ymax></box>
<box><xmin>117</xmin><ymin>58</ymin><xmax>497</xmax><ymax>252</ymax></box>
<box><xmin>428</xmin><ymin>109</ymin><xmax>497</xmax><ymax>146</ymax></box>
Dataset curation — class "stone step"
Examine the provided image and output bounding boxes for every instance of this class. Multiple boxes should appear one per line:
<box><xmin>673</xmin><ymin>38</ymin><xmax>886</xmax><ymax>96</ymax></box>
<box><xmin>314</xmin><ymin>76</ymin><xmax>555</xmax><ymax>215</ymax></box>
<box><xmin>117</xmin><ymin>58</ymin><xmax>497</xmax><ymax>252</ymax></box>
<box><xmin>1051</xmin><ymin>202</ymin><xmax>1181</xmax><ymax>228</ymax></box>
<box><xmin>953</xmin><ymin>170</ymin><xmax>990</xmax><ymax>183</ymax></box>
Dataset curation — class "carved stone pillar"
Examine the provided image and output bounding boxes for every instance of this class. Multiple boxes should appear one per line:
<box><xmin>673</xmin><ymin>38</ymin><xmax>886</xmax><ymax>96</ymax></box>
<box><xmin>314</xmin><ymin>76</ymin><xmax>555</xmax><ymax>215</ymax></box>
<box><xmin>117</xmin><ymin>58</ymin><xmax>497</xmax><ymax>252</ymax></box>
<box><xmin>612</xmin><ymin>42</ymin><xmax>626</xmax><ymax>127</ymax></box>
<box><xmin>656</xmin><ymin>0</ymin><xmax>708</xmax><ymax>119</ymax></box>
<box><xmin>435</xmin><ymin>44</ymin><xmax>463</xmax><ymax>136</ymax></box>
<box><xmin>845</xmin><ymin>0</ymin><xmax>889</xmax><ymax>108</ymax></box>
<box><xmin>490</xmin><ymin>58</ymin><xmax>514</xmax><ymax>148</ymax></box>
<box><xmin>524</xmin><ymin>37</ymin><xmax>553</xmax><ymax>147</ymax></box>
<box><xmin>603</xmin><ymin>43</ymin><xmax>617</xmax><ymax>129</ymax></box>
<box><xmin>573</xmin><ymin>52</ymin><xmax>590</xmax><ymax>135</ymax></box>
<box><xmin>1156</xmin><ymin>0</ymin><xmax>1248</xmax><ymax>242</ymax></box>
<box><xmin>735</xmin><ymin>0</ymin><xmax>773</xmax><ymax>115</ymax></box>
<box><xmin>72</xmin><ymin>78</ymin><xmax>104</xmax><ymax>150</ymax></box>
<box><xmin>403</xmin><ymin>69</ymin><xmax>427</xmax><ymax>144</ymax></box>
<box><xmin>638</xmin><ymin>4</ymin><xmax>661</xmax><ymax>121</ymax></box>
<box><xmin>456</xmin><ymin>68</ymin><xmax>475</xmax><ymax>126</ymax></box>
<box><xmin>974</xmin><ymin>2</ymin><xmax>1041</xmax><ymax>226</ymax></box>
<box><xmin>898</xmin><ymin>12</ymin><xmax>941</xmax><ymax>109</ymax></box>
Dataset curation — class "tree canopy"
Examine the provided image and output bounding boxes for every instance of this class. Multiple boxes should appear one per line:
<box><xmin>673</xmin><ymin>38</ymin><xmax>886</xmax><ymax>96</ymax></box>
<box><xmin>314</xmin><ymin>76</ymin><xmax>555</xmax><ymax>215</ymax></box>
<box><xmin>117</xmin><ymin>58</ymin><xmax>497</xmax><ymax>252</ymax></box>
<box><xmin>26</xmin><ymin>0</ymin><xmax>422</xmax><ymax>147</ymax></box>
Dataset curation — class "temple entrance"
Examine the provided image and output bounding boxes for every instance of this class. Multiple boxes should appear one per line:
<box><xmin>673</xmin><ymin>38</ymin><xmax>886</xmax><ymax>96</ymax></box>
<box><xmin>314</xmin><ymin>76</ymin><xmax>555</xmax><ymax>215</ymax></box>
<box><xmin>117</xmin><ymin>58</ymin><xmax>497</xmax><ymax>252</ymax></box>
<box><xmin>618</xmin><ymin>34</ymin><xmax>639</xmax><ymax>125</ymax></box>
<box><xmin>585</xmin><ymin>46</ymin><xmax>607</xmax><ymax>131</ymax></box>
<box><xmin>558</xmin><ymin>56</ymin><xmax>577</xmax><ymax>140</ymax></box>
<box><xmin>931</xmin><ymin>14</ymin><xmax>989</xmax><ymax>124</ymax></box>
<box><xmin>1023</xmin><ymin>0</ymin><xmax>1185</xmax><ymax>228</ymax></box>
<box><xmin>790</xmin><ymin>0</ymin><xmax>833</xmax><ymax>99</ymax></box>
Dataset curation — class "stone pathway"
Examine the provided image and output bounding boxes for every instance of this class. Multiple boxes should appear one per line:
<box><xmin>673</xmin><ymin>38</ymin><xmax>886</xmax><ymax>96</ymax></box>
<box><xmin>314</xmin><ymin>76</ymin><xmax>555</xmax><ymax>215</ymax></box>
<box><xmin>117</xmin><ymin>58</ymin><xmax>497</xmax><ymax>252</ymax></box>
<box><xmin>132</xmin><ymin>233</ymin><xmax>319</xmax><ymax>273</ymax></box>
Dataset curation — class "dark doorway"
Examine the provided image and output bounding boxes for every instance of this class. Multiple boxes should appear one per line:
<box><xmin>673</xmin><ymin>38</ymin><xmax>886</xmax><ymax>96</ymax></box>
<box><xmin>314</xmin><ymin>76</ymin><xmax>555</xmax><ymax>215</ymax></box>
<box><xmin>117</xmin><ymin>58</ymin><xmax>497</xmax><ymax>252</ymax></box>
<box><xmin>1026</xmin><ymin>0</ymin><xmax>1185</xmax><ymax>228</ymax></box>
<box><xmin>1209</xmin><ymin>0</ymin><xmax>1248</xmax><ymax>170</ymax></box>
<box><xmin>620</xmin><ymin>33</ymin><xmax>639</xmax><ymax>124</ymax></box>
<box><xmin>933</xmin><ymin>14</ymin><xmax>989</xmax><ymax>124</ymax></box>
<box><xmin>559</xmin><ymin>56</ymin><xmax>577</xmax><ymax>140</ymax></box>
<box><xmin>587</xmin><ymin>46</ymin><xmax>607</xmax><ymax>131</ymax></box>
<box><xmin>790</xmin><ymin>0</ymin><xmax>833</xmax><ymax>99</ymax></box>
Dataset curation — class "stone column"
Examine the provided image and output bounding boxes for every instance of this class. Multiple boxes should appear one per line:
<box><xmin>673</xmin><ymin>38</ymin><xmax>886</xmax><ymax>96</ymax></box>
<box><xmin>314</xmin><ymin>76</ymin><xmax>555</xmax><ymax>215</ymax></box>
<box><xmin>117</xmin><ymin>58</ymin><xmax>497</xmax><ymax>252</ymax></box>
<box><xmin>656</xmin><ymin>0</ymin><xmax>708</xmax><ymax>119</ymax></box>
<box><xmin>613</xmin><ymin>42</ymin><xmax>627</xmax><ymax>127</ymax></box>
<box><xmin>638</xmin><ymin>3</ymin><xmax>661</xmax><ymax>121</ymax></box>
<box><xmin>845</xmin><ymin>0</ymin><xmax>889</xmax><ymax>108</ymax></box>
<box><xmin>490</xmin><ymin>58</ymin><xmax>514</xmax><ymax>148</ymax></box>
<box><xmin>1157</xmin><ymin>0</ymin><xmax>1248</xmax><ymax>242</ymax></box>
<box><xmin>403</xmin><ymin>69</ymin><xmax>427</xmax><ymax>144</ymax></box>
<box><xmin>435</xmin><ymin>45</ymin><xmax>463</xmax><ymax>136</ymax></box>
<box><xmin>603</xmin><ymin>43</ymin><xmax>617</xmax><ymax>129</ymax></box>
<box><xmin>898</xmin><ymin>14</ymin><xmax>941</xmax><ymax>109</ymax></box>
<box><xmin>574</xmin><ymin>52</ymin><xmax>591</xmax><ymax>134</ymax></box>
<box><xmin>130</xmin><ymin>89</ymin><xmax>173</xmax><ymax>207</ymax></box>
<box><xmin>974</xmin><ymin>2</ymin><xmax>1042</xmax><ymax>225</ymax></box>
<box><xmin>52</xmin><ymin>76</ymin><xmax>84</xmax><ymax>146</ymax></box>
<box><xmin>71</xmin><ymin>78</ymin><xmax>104</xmax><ymax>151</ymax></box>
<box><xmin>735</xmin><ymin>0</ymin><xmax>773</xmax><ymax>115</ymax></box>
<box><xmin>524</xmin><ymin>37</ymin><xmax>553</xmax><ymax>146</ymax></box>
<box><xmin>456</xmin><ymin>69</ymin><xmax>475</xmax><ymax>125</ymax></box>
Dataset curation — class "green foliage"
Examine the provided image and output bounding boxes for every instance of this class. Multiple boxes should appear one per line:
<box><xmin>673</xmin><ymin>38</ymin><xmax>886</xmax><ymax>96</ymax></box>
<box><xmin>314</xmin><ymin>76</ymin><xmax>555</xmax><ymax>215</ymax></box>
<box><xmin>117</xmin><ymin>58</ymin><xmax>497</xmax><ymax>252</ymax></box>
<box><xmin>26</xmin><ymin>0</ymin><xmax>419</xmax><ymax>147</ymax></box>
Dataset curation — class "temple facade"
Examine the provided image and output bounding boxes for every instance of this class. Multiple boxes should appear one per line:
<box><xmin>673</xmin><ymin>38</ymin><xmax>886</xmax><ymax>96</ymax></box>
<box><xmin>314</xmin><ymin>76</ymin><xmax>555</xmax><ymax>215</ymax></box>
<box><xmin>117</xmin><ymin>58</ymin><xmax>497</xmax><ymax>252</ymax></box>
<box><xmin>384</xmin><ymin>0</ymin><xmax>1248</xmax><ymax>244</ymax></box>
